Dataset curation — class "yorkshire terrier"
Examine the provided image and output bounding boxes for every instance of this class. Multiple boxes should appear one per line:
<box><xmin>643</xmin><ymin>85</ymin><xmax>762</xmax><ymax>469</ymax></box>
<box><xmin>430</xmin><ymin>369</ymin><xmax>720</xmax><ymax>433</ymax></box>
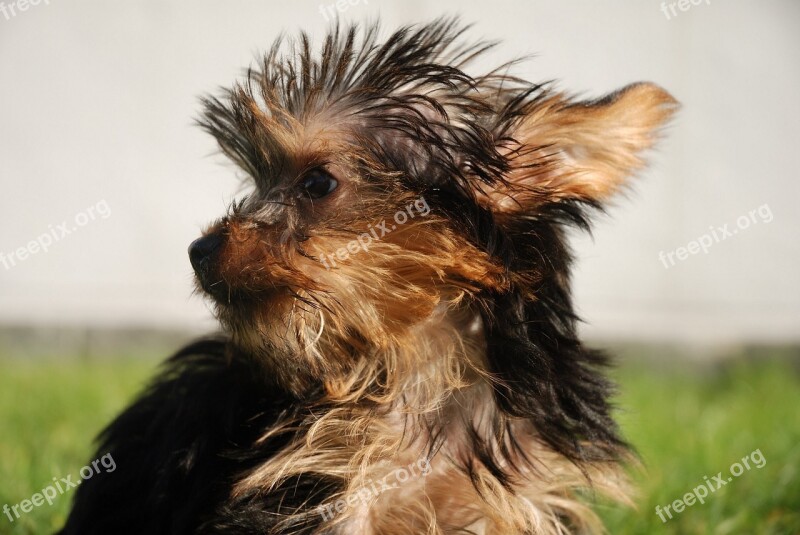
<box><xmin>60</xmin><ymin>19</ymin><xmax>676</xmax><ymax>535</ymax></box>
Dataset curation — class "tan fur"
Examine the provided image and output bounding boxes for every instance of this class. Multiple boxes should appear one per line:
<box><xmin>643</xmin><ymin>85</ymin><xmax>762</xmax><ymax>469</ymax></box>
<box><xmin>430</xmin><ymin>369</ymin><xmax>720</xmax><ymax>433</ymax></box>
<box><xmin>231</xmin><ymin>301</ymin><xmax>632</xmax><ymax>534</ymax></box>
<box><xmin>488</xmin><ymin>83</ymin><xmax>678</xmax><ymax>211</ymax></box>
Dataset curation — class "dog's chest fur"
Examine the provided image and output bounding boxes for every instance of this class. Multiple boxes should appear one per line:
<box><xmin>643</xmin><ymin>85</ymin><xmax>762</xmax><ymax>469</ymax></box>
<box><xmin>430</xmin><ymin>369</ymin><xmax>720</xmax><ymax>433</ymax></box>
<box><xmin>243</xmin><ymin>307</ymin><xmax>626</xmax><ymax>535</ymax></box>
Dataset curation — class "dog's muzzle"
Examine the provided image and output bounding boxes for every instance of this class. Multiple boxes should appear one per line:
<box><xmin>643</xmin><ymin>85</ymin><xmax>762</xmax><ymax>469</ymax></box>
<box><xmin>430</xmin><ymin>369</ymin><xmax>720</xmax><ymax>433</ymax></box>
<box><xmin>189</xmin><ymin>233</ymin><xmax>227</xmax><ymax>300</ymax></box>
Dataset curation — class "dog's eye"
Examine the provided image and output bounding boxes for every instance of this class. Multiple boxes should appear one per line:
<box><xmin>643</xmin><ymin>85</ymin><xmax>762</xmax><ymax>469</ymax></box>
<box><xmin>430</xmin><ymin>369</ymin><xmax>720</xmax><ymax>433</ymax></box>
<box><xmin>299</xmin><ymin>169</ymin><xmax>338</xmax><ymax>200</ymax></box>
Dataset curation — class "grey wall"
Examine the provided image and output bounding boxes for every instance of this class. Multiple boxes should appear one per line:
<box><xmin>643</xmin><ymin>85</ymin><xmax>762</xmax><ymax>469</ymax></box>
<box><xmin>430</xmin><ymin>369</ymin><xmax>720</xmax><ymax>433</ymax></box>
<box><xmin>1</xmin><ymin>0</ymin><xmax>798</xmax><ymax>344</ymax></box>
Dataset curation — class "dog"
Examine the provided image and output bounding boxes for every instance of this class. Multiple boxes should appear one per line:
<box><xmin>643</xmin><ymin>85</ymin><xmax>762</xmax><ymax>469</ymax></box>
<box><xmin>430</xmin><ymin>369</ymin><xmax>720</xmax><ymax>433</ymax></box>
<box><xmin>59</xmin><ymin>18</ymin><xmax>676</xmax><ymax>535</ymax></box>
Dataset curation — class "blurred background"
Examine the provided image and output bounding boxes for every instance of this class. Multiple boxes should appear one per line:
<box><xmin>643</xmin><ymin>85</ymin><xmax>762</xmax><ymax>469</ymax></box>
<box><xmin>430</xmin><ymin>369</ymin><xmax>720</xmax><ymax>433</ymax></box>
<box><xmin>1</xmin><ymin>0</ymin><xmax>798</xmax><ymax>347</ymax></box>
<box><xmin>1</xmin><ymin>1</ymin><xmax>798</xmax><ymax>534</ymax></box>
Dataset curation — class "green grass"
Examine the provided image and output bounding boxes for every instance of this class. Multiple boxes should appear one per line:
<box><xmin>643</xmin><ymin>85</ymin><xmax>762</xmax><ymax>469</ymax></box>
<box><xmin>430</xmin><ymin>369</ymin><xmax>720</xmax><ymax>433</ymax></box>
<box><xmin>0</xmin><ymin>356</ymin><xmax>798</xmax><ymax>534</ymax></box>
<box><xmin>600</xmin><ymin>359</ymin><xmax>800</xmax><ymax>534</ymax></box>
<box><xmin>0</xmin><ymin>359</ymin><xmax>158</xmax><ymax>534</ymax></box>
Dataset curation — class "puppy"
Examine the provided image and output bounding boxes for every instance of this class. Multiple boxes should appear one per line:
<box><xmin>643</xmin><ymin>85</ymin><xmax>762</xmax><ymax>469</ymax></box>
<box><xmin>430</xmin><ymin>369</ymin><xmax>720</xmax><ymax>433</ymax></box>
<box><xmin>59</xmin><ymin>18</ymin><xmax>676</xmax><ymax>535</ymax></box>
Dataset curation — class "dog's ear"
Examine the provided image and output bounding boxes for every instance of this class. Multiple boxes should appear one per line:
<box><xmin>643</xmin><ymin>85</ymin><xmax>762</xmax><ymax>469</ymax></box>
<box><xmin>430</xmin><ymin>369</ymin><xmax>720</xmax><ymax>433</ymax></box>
<box><xmin>489</xmin><ymin>82</ymin><xmax>678</xmax><ymax>210</ymax></box>
<box><xmin>476</xmin><ymin>83</ymin><xmax>676</xmax><ymax>463</ymax></box>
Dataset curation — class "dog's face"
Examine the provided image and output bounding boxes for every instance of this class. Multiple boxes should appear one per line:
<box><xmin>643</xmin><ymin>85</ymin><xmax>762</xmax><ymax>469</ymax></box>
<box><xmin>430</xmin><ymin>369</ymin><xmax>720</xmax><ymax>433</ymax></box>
<box><xmin>190</xmin><ymin>20</ymin><xmax>676</xmax><ymax>401</ymax></box>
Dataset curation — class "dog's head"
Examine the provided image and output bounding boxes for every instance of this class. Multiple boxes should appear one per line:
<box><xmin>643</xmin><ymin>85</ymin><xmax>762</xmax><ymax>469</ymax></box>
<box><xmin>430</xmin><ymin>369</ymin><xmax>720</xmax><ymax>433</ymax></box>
<box><xmin>192</xmin><ymin>19</ymin><xmax>675</xmax><ymax>456</ymax></box>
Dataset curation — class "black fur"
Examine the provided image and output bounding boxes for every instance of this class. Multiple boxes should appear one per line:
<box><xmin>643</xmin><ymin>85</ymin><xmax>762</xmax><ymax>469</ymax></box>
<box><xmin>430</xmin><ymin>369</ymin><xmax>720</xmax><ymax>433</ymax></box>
<box><xmin>482</xmin><ymin>201</ymin><xmax>623</xmax><ymax>464</ymax></box>
<box><xmin>58</xmin><ymin>338</ymin><xmax>338</xmax><ymax>535</ymax></box>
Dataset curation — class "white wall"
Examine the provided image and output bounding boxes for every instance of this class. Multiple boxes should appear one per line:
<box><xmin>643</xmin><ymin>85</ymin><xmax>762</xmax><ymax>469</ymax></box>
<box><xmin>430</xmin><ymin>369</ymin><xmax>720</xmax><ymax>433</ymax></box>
<box><xmin>1</xmin><ymin>0</ymin><xmax>798</xmax><ymax>344</ymax></box>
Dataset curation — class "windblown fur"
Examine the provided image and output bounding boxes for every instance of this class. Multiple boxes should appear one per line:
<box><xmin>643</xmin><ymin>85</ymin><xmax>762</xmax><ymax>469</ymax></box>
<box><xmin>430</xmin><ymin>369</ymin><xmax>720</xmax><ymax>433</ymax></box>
<box><xmin>60</xmin><ymin>18</ymin><xmax>676</xmax><ymax>535</ymax></box>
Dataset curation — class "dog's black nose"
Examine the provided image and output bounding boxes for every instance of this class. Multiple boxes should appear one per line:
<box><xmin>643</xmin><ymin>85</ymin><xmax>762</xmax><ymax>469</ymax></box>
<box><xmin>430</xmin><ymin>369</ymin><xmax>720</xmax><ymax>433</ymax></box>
<box><xmin>189</xmin><ymin>234</ymin><xmax>224</xmax><ymax>274</ymax></box>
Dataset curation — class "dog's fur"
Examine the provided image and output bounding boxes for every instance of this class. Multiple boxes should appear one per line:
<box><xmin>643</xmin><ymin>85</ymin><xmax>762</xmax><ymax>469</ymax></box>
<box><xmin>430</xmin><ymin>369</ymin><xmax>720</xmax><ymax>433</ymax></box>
<box><xmin>59</xmin><ymin>19</ymin><xmax>676</xmax><ymax>535</ymax></box>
